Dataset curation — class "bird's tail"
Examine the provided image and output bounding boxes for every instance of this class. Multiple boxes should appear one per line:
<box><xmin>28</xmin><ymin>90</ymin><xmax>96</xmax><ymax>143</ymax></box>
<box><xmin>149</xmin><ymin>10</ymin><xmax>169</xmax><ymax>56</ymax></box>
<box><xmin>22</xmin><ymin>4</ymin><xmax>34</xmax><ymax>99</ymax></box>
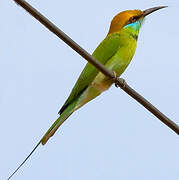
<box><xmin>41</xmin><ymin>84</ymin><xmax>103</xmax><ymax>145</ymax></box>
<box><xmin>7</xmin><ymin>100</ymin><xmax>77</xmax><ymax>180</ymax></box>
<box><xmin>41</xmin><ymin>99</ymin><xmax>78</xmax><ymax>145</ymax></box>
<box><xmin>7</xmin><ymin>141</ymin><xmax>41</xmax><ymax>180</ymax></box>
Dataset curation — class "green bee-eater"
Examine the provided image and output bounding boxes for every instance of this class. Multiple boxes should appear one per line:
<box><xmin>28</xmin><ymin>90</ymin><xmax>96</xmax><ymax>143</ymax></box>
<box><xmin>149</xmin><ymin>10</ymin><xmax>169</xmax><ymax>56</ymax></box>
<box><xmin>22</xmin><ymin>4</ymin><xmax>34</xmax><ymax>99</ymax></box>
<box><xmin>8</xmin><ymin>6</ymin><xmax>167</xmax><ymax>179</ymax></box>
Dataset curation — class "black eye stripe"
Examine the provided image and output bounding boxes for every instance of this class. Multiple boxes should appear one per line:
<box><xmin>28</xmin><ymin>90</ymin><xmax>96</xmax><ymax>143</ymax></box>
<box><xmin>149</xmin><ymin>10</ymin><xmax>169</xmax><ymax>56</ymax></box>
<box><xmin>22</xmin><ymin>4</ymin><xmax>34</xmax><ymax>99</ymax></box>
<box><xmin>130</xmin><ymin>16</ymin><xmax>138</xmax><ymax>22</ymax></box>
<box><xmin>125</xmin><ymin>16</ymin><xmax>140</xmax><ymax>26</ymax></box>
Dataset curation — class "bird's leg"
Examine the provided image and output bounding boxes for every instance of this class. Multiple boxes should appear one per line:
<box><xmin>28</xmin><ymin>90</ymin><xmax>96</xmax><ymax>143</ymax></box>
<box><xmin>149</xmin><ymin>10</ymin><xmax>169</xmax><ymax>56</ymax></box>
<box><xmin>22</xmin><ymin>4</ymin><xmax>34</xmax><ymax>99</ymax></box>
<box><xmin>113</xmin><ymin>71</ymin><xmax>119</xmax><ymax>87</ymax></box>
<box><xmin>112</xmin><ymin>71</ymin><xmax>120</xmax><ymax>87</ymax></box>
<box><xmin>112</xmin><ymin>71</ymin><xmax>126</xmax><ymax>88</ymax></box>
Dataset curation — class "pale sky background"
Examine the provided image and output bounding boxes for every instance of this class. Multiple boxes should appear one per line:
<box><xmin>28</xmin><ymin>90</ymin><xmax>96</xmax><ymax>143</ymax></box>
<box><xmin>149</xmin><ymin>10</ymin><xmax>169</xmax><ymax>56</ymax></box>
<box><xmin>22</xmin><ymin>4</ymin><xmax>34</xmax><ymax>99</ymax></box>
<box><xmin>1</xmin><ymin>0</ymin><xmax>179</xmax><ymax>179</ymax></box>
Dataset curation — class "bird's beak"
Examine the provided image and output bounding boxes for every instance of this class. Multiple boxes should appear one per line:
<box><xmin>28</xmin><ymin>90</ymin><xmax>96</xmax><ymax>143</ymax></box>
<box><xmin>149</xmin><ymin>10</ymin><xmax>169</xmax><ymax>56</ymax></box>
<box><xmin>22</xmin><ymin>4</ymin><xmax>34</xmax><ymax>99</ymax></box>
<box><xmin>143</xmin><ymin>6</ymin><xmax>167</xmax><ymax>17</ymax></box>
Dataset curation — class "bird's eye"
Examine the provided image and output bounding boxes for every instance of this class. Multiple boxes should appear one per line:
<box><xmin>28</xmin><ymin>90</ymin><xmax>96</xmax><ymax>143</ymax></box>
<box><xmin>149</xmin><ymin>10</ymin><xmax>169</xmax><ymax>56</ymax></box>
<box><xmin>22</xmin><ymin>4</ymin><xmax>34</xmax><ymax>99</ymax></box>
<box><xmin>130</xmin><ymin>16</ymin><xmax>137</xmax><ymax>23</ymax></box>
<box><xmin>125</xmin><ymin>16</ymin><xmax>139</xmax><ymax>26</ymax></box>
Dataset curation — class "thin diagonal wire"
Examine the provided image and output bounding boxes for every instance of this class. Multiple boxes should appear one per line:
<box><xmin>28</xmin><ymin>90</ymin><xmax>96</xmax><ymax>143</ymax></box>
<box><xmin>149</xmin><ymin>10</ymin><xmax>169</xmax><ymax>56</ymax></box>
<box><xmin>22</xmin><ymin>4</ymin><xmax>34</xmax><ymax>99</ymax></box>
<box><xmin>14</xmin><ymin>0</ymin><xmax>179</xmax><ymax>134</ymax></box>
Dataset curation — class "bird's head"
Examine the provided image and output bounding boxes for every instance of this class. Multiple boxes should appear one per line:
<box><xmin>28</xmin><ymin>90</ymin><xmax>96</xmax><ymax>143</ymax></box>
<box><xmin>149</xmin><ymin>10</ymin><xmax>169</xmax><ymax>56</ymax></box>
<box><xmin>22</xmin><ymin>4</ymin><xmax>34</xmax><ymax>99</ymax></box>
<box><xmin>108</xmin><ymin>6</ymin><xmax>167</xmax><ymax>35</ymax></box>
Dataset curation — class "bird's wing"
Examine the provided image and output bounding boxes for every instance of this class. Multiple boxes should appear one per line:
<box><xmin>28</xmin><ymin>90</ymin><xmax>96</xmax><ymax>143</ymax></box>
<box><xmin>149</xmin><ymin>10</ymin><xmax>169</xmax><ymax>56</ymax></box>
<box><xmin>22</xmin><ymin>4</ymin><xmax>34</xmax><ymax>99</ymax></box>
<box><xmin>59</xmin><ymin>33</ymin><xmax>121</xmax><ymax>114</ymax></box>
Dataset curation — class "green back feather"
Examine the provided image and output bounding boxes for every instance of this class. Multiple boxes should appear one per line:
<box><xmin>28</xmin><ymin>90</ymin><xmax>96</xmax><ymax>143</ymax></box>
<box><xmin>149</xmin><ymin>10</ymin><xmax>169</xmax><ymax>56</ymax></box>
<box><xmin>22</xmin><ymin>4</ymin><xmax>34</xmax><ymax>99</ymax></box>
<box><xmin>59</xmin><ymin>33</ymin><xmax>122</xmax><ymax>114</ymax></box>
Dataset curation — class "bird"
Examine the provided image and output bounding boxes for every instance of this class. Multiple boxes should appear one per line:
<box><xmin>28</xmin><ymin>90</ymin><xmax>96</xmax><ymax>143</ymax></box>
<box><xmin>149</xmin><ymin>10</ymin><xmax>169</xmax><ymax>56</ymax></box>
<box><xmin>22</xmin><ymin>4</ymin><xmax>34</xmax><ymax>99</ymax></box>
<box><xmin>8</xmin><ymin>6</ymin><xmax>167</xmax><ymax>179</ymax></box>
<box><xmin>42</xmin><ymin>6</ymin><xmax>167</xmax><ymax>144</ymax></box>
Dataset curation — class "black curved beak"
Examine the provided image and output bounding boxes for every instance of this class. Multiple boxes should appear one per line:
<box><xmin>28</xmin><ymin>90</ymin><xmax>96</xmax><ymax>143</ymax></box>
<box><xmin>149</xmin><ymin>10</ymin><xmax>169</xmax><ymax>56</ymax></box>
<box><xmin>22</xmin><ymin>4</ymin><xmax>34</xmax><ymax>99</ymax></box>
<box><xmin>143</xmin><ymin>6</ymin><xmax>167</xmax><ymax>17</ymax></box>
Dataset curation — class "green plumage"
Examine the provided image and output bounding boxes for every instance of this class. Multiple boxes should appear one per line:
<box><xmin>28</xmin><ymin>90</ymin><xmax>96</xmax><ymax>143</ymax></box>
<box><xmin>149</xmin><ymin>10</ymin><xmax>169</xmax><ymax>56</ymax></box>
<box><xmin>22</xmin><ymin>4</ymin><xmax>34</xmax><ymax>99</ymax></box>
<box><xmin>59</xmin><ymin>33</ymin><xmax>122</xmax><ymax>114</ymax></box>
<box><xmin>41</xmin><ymin>20</ymin><xmax>141</xmax><ymax>144</ymax></box>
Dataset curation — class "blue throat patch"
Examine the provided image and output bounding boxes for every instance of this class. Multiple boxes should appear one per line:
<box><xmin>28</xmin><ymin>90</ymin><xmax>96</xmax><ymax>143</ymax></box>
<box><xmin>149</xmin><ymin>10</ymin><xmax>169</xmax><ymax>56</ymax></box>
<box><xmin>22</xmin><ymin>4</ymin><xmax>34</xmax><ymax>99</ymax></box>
<box><xmin>123</xmin><ymin>19</ymin><xmax>144</xmax><ymax>41</ymax></box>
<box><xmin>123</xmin><ymin>21</ymin><xmax>141</xmax><ymax>32</ymax></box>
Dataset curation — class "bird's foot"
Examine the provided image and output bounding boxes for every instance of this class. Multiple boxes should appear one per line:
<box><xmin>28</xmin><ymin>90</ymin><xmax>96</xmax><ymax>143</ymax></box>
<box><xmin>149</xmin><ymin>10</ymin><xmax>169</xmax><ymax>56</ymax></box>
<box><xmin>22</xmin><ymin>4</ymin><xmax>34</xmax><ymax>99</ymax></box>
<box><xmin>118</xmin><ymin>78</ymin><xmax>126</xmax><ymax>88</ymax></box>
<box><xmin>112</xmin><ymin>71</ymin><xmax>126</xmax><ymax>88</ymax></box>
